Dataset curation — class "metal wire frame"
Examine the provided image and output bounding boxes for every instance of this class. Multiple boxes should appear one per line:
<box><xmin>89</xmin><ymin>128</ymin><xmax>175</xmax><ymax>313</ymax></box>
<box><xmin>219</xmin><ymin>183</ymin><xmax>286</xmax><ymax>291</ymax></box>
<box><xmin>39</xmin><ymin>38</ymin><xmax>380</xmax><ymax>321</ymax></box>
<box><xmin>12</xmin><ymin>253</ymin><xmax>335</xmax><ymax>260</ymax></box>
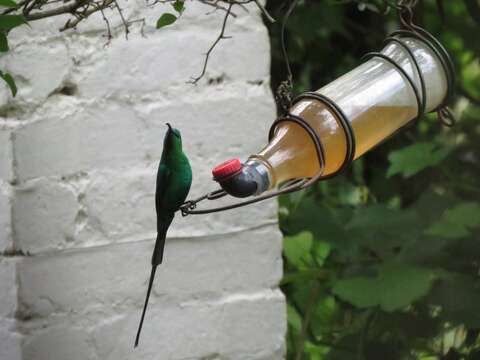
<box><xmin>179</xmin><ymin>93</ymin><xmax>357</xmax><ymax>216</ymax></box>
<box><xmin>179</xmin><ymin>27</ymin><xmax>456</xmax><ymax>216</ymax></box>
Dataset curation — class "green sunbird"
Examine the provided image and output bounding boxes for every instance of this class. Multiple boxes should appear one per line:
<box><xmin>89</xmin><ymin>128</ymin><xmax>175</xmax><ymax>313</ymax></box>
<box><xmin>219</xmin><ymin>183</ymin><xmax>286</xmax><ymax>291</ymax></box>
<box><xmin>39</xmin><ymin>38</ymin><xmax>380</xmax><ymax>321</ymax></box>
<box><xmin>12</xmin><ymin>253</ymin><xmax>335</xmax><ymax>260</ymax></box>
<box><xmin>135</xmin><ymin>123</ymin><xmax>192</xmax><ymax>347</ymax></box>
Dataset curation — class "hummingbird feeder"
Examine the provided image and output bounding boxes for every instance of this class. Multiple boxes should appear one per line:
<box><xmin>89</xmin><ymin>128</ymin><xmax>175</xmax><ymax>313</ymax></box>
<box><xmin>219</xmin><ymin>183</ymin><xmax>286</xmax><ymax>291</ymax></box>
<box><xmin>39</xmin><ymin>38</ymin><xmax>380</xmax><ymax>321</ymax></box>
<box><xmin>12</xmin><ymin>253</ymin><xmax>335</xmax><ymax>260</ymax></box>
<box><xmin>180</xmin><ymin>1</ymin><xmax>456</xmax><ymax>217</ymax></box>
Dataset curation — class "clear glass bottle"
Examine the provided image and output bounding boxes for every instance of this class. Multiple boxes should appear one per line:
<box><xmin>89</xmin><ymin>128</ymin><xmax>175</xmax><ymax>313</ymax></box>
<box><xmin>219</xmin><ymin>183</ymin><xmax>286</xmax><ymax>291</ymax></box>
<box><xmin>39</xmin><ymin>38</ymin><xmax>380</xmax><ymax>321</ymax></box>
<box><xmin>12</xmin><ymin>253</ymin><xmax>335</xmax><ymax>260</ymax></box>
<box><xmin>212</xmin><ymin>36</ymin><xmax>448</xmax><ymax>197</ymax></box>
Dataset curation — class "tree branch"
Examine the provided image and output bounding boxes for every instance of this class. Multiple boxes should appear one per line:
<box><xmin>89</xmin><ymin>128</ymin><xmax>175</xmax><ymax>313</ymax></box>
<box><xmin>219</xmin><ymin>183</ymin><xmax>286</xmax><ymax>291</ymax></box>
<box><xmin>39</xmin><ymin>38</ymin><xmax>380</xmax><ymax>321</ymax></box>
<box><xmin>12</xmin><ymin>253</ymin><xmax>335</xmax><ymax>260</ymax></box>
<box><xmin>1</xmin><ymin>0</ymin><xmax>276</xmax><ymax>84</ymax></box>
<box><xmin>188</xmin><ymin>1</ymin><xmax>233</xmax><ymax>84</ymax></box>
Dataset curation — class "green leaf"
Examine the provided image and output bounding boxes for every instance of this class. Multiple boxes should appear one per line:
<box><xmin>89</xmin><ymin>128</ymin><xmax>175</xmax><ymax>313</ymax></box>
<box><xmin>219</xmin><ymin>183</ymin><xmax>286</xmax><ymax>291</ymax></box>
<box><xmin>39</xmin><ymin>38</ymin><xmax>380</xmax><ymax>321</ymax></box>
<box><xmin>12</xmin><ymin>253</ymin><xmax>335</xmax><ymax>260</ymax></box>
<box><xmin>313</xmin><ymin>240</ymin><xmax>331</xmax><ymax>265</ymax></box>
<box><xmin>156</xmin><ymin>13</ymin><xmax>177</xmax><ymax>29</ymax></box>
<box><xmin>311</xmin><ymin>296</ymin><xmax>339</xmax><ymax>337</ymax></box>
<box><xmin>0</xmin><ymin>0</ymin><xmax>17</xmax><ymax>8</ymax></box>
<box><xmin>332</xmin><ymin>263</ymin><xmax>438</xmax><ymax>311</ymax></box>
<box><xmin>284</xmin><ymin>198</ymin><xmax>350</xmax><ymax>252</ymax></box>
<box><xmin>0</xmin><ymin>14</ymin><xmax>26</xmax><ymax>30</ymax></box>
<box><xmin>444</xmin><ymin>202</ymin><xmax>480</xmax><ymax>227</ymax></box>
<box><xmin>412</xmin><ymin>190</ymin><xmax>459</xmax><ymax>226</ymax></box>
<box><xmin>304</xmin><ymin>342</ymin><xmax>329</xmax><ymax>359</ymax></box>
<box><xmin>387</xmin><ymin>142</ymin><xmax>451</xmax><ymax>178</ymax></box>
<box><xmin>287</xmin><ymin>304</ymin><xmax>302</xmax><ymax>332</ymax></box>
<box><xmin>0</xmin><ymin>32</ymin><xmax>7</xmax><ymax>52</ymax></box>
<box><xmin>0</xmin><ymin>71</ymin><xmax>17</xmax><ymax>96</ymax></box>
<box><xmin>426</xmin><ymin>202</ymin><xmax>480</xmax><ymax>239</ymax></box>
<box><xmin>283</xmin><ymin>231</ymin><xmax>313</xmax><ymax>268</ymax></box>
<box><xmin>346</xmin><ymin>205</ymin><xmax>420</xmax><ymax>258</ymax></box>
<box><xmin>425</xmin><ymin>221</ymin><xmax>470</xmax><ymax>239</ymax></box>
<box><xmin>172</xmin><ymin>0</ymin><xmax>185</xmax><ymax>13</ymax></box>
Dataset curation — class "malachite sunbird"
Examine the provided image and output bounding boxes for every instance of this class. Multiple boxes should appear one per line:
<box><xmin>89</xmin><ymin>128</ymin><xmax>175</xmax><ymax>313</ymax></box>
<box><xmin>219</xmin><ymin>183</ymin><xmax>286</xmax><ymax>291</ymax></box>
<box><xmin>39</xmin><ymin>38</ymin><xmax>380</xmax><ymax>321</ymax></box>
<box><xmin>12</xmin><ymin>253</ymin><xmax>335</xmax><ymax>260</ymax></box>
<box><xmin>135</xmin><ymin>123</ymin><xmax>192</xmax><ymax>347</ymax></box>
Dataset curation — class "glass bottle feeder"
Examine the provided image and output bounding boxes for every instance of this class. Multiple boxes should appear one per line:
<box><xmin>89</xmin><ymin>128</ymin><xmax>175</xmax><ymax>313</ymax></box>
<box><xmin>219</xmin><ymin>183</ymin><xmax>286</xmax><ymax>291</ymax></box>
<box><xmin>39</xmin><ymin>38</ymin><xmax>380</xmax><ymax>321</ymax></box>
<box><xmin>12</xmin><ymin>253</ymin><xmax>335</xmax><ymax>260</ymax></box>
<box><xmin>180</xmin><ymin>20</ymin><xmax>456</xmax><ymax>216</ymax></box>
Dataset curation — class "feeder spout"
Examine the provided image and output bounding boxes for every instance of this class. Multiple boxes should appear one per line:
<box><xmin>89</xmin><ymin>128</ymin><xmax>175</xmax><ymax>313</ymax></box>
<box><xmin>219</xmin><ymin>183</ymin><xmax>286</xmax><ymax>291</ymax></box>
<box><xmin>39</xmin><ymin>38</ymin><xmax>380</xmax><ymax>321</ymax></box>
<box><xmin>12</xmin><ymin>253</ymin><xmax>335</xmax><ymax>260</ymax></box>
<box><xmin>212</xmin><ymin>159</ymin><xmax>270</xmax><ymax>198</ymax></box>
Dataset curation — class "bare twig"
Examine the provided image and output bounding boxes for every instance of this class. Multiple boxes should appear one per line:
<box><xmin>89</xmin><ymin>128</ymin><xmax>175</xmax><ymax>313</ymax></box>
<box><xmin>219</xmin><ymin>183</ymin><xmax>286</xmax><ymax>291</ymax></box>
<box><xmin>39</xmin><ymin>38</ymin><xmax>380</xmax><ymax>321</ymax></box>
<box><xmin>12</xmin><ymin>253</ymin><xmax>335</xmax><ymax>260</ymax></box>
<box><xmin>113</xmin><ymin>0</ymin><xmax>129</xmax><ymax>38</ymax></box>
<box><xmin>129</xmin><ymin>17</ymin><xmax>146</xmax><ymax>37</ymax></box>
<box><xmin>253</xmin><ymin>0</ymin><xmax>275</xmax><ymax>23</ymax></box>
<box><xmin>100</xmin><ymin>7</ymin><xmax>112</xmax><ymax>44</ymax></box>
<box><xmin>58</xmin><ymin>0</ymin><xmax>115</xmax><ymax>31</ymax></box>
<box><xmin>25</xmin><ymin>0</ymin><xmax>88</xmax><ymax>21</ymax></box>
<box><xmin>200</xmin><ymin>0</ymin><xmax>238</xmax><ymax>17</ymax></box>
<box><xmin>1</xmin><ymin>0</ymin><xmax>275</xmax><ymax>83</ymax></box>
<box><xmin>188</xmin><ymin>1</ymin><xmax>233</xmax><ymax>84</ymax></box>
<box><xmin>3</xmin><ymin>0</ymin><xmax>274</xmax><ymax>30</ymax></box>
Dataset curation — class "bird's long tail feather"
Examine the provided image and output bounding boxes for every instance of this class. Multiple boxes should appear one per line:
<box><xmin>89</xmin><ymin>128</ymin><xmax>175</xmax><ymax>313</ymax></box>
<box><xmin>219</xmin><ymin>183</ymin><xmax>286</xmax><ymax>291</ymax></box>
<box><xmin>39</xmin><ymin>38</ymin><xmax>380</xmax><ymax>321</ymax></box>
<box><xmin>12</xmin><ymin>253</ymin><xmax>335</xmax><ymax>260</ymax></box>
<box><xmin>135</xmin><ymin>265</ymin><xmax>157</xmax><ymax>347</ymax></box>
<box><xmin>135</xmin><ymin>218</ymin><xmax>172</xmax><ymax>347</ymax></box>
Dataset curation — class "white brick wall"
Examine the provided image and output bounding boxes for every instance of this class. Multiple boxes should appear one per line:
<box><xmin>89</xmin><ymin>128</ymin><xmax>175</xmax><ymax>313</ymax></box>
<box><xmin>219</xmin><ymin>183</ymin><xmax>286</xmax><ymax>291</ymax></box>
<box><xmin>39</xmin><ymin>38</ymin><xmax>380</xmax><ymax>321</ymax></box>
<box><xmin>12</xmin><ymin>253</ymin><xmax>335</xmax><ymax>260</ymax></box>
<box><xmin>0</xmin><ymin>1</ymin><xmax>285</xmax><ymax>359</ymax></box>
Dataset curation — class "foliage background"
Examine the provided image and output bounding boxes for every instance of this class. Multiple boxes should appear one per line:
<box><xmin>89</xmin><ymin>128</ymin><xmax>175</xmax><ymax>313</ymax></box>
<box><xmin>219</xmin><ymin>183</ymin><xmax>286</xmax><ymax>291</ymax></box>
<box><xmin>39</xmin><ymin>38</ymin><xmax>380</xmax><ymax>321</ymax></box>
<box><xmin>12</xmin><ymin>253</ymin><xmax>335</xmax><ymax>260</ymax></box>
<box><xmin>265</xmin><ymin>1</ymin><xmax>480</xmax><ymax>359</ymax></box>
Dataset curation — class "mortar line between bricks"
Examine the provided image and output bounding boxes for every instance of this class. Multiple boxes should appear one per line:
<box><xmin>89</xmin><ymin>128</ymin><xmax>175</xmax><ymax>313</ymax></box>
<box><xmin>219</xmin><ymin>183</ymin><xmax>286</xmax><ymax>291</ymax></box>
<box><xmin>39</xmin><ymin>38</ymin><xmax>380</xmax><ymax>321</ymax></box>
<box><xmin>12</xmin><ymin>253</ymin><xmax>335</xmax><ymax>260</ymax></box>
<box><xmin>12</xmin><ymin>288</ymin><xmax>285</xmax><ymax>333</ymax></box>
<box><xmin>24</xmin><ymin>288</ymin><xmax>284</xmax><ymax>319</ymax></box>
<box><xmin>180</xmin><ymin>288</ymin><xmax>285</xmax><ymax>306</ymax></box>
<box><xmin>2</xmin><ymin>79</ymin><xmax>272</xmax><ymax>131</ymax></box>
<box><xmin>18</xmin><ymin>220</ymin><xmax>280</xmax><ymax>257</ymax></box>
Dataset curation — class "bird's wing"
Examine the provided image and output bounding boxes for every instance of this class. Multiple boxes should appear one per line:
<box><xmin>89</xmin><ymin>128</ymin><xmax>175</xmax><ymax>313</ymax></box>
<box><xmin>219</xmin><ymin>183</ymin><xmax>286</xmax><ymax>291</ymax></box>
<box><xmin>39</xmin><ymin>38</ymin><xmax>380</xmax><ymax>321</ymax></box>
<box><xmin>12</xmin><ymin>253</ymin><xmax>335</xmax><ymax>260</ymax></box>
<box><xmin>155</xmin><ymin>163</ymin><xmax>170</xmax><ymax>214</ymax></box>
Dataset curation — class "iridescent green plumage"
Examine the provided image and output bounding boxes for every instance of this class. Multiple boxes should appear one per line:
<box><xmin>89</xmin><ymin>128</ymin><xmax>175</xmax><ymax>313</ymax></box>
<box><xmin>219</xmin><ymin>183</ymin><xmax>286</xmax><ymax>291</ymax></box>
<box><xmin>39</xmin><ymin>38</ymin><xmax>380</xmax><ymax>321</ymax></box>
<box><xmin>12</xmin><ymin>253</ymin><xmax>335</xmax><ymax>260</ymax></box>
<box><xmin>135</xmin><ymin>123</ymin><xmax>192</xmax><ymax>347</ymax></box>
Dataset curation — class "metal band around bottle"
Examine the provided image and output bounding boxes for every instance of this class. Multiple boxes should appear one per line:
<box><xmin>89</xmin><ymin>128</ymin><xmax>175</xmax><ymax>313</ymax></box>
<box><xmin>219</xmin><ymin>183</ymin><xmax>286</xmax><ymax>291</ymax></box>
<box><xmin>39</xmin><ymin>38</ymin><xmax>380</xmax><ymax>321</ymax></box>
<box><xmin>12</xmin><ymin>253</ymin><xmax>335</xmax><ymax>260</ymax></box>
<box><xmin>289</xmin><ymin>92</ymin><xmax>356</xmax><ymax>180</ymax></box>
<box><xmin>391</xmin><ymin>29</ymin><xmax>456</xmax><ymax>126</ymax></box>
<box><xmin>361</xmin><ymin>52</ymin><xmax>424</xmax><ymax>126</ymax></box>
<box><xmin>392</xmin><ymin>29</ymin><xmax>456</xmax><ymax>109</ymax></box>
<box><xmin>383</xmin><ymin>36</ymin><xmax>427</xmax><ymax>122</ymax></box>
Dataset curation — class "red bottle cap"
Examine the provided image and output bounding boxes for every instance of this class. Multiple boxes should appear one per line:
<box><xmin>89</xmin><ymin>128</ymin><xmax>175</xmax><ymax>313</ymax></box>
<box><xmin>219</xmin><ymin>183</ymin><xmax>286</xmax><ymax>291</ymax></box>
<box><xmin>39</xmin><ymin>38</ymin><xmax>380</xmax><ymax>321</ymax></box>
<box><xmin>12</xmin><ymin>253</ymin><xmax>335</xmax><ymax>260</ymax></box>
<box><xmin>212</xmin><ymin>159</ymin><xmax>242</xmax><ymax>179</ymax></box>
